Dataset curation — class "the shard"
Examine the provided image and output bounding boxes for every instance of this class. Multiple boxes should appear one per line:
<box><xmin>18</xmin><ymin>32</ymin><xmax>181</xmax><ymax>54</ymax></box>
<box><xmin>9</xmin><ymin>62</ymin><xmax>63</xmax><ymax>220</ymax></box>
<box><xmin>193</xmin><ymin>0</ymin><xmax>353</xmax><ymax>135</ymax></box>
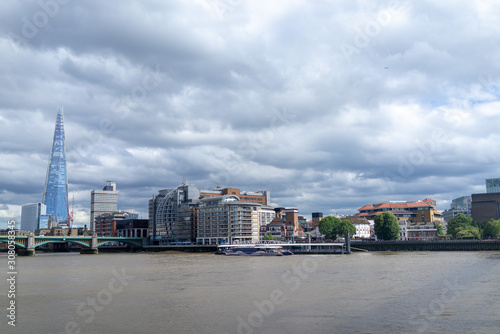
<box><xmin>42</xmin><ymin>106</ymin><xmax>68</xmax><ymax>225</ymax></box>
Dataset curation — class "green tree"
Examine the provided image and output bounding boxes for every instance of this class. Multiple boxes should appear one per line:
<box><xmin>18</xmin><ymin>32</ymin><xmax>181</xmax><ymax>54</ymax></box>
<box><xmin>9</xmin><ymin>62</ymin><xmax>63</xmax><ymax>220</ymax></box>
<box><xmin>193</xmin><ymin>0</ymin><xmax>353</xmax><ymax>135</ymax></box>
<box><xmin>436</xmin><ymin>223</ymin><xmax>446</xmax><ymax>237</ymax></box>
<box><xmin>318</xmin><ymin>216</ymin><xmax>339</xmax><ymax>240</ymax></box>
<box><xmin>482</xmin><ymin>219</ymin><xmax>500</xmax><ymax>238</ymax></box>
<box><xmin>319</xmin><ymin>216</ymin><xmax>358</xmax><ymax>240</ymax></box>
<box><xmin>374</xmin><ymin>212</ymin><xmax>400</xmax><ymax>240</ymax></box>
<box><xmin>263</xmin><ymin>233</ymin><xmax>275</xmax><ymax>241</ymax></box>
<box><xmin>446</xmin><ymin>213</ymin><xmax>474</xmax><ymax>238</ymax></box>
<box><xmin>338</xmin><ymin>219</ymin><xmax>357</xmax><ymax>239</ymax></box>
<box><xmin>456</xmin><ymin>226</ymin><xmax>481</xmax><ymax>239</ymax></box>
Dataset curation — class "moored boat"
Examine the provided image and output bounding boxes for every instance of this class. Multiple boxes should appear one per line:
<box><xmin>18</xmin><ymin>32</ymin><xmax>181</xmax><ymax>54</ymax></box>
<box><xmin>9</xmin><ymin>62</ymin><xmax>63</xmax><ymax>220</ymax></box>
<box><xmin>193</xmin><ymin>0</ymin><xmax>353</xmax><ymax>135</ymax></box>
<box><xmin>217</xmin><ymin>243</ymin><xmax>290</xmax><ymax>256</ymax></box>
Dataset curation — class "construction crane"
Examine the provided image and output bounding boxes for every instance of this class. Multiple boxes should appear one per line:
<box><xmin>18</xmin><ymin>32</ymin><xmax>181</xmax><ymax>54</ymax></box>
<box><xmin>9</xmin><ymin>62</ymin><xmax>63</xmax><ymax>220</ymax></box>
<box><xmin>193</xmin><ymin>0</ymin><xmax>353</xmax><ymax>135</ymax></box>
<box><xmin>64</xmin><ymin>194</ymin><xmax>74</xmax><ymax>228</ymax></box>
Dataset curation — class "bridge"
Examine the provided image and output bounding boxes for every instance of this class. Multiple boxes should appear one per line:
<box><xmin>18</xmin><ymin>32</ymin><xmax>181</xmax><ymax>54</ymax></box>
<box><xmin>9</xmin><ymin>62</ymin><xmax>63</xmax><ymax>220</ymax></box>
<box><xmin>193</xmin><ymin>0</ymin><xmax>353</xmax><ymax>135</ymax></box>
<box><xmin>0</xmin><ymin>233</ymin><xmax>144</xmax><ymax>256</ymax></box>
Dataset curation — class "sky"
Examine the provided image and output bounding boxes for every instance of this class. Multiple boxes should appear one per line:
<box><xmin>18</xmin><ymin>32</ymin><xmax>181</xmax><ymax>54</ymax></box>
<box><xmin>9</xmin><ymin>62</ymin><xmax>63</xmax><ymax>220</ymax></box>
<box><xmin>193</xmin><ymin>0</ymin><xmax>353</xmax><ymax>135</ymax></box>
<box><xmin>1</xmin><ymin>0</ymin><xmax>500</xmax><ymax>228</ymax></box>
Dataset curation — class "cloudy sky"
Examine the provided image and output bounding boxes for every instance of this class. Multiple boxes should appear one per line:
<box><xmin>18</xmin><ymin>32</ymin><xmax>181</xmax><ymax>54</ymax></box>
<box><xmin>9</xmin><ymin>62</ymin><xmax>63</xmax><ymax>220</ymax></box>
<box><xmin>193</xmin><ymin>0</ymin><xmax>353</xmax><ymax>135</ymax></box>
<box><xmin>1</xmin><ymin>0</ymin><xmax>500</xmax><ymax>228</ymax></box>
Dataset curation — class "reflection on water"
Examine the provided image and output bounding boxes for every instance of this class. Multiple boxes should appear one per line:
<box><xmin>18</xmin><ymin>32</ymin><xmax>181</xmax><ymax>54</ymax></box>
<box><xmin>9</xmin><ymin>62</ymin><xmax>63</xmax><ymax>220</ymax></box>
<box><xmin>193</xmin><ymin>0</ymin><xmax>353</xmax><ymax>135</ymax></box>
<box><xmin>1</xmin><ymin>251</ymin><xmax>500</xmax><ymax>334</ymax></box>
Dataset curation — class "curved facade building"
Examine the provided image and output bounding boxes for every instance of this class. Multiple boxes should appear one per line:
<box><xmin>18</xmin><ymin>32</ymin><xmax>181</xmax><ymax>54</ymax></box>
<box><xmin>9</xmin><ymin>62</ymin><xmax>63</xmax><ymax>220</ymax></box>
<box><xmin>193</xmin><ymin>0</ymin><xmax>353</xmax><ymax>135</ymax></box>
<box><xmin>154</xmin><ymin>182</ymin><xmax>200</xmax><ymax>243</ymax></box>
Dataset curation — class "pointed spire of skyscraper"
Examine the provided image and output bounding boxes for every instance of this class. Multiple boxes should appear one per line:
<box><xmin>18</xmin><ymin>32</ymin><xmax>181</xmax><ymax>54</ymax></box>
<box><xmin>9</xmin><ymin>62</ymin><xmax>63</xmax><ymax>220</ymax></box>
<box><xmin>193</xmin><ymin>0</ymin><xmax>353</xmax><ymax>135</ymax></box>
<box><xmin>42</xmin><ymin>106</ymin><xmax>69</xmax><ymax>225</ymax></box>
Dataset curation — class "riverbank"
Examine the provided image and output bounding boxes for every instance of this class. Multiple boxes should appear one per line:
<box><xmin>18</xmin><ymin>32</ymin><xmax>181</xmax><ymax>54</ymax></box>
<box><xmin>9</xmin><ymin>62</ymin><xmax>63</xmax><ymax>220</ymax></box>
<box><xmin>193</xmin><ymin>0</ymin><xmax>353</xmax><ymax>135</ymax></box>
<box><xmin>4</xmin><ymin>239</ymin><xmax>500</xmax><ymax>254</ymax></box>
<box><xmin>351</xmin><ymin>239</ymin><xmax>500</xmax><ymax>251</ymax></box>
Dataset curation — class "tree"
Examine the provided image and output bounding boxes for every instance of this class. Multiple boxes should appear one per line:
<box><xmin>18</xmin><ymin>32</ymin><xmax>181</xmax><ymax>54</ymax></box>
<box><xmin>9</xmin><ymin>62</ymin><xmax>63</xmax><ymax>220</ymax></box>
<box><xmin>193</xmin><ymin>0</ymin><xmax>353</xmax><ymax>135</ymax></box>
<box><xmin>374</xmin><ymin>212</ymin><xmax>400</xmax><ymax>240</ymax></box>
<box><xmin>446</xmin><ymin>213</ymin><xmax>474</xmax><ymax>238</ymax></box>
<box><xmin>338</xmin><ymin>219</ymin><xmax>357</xmax><ymax>239</ymax></box>
<box><xmin>319</xmin><ymin>216</ymin><xmax>358</xmax><ymax>240</ymax></box>
<box><xmin>482</xmin><ymin>219</ymin><xmax>500</xmax><ymax>238</ymax></box>
<box><xmin>436</xmin><ymin>223</ymin><xmax>446</xmax><ymax>237</ymax></box>
<box><xmin>456</xmin><ymin>226</ymin><xmax>481</xmax><ymax>239</ymax></box>
<box><xmin>263</xmin><ymin>234</ymin><xmax>275</xmax><ymax>241</ymax></box>
<box><xmin>318</xmin><ymin>216</ymin><xmax>339</xmax><ymax>240</ymax></box>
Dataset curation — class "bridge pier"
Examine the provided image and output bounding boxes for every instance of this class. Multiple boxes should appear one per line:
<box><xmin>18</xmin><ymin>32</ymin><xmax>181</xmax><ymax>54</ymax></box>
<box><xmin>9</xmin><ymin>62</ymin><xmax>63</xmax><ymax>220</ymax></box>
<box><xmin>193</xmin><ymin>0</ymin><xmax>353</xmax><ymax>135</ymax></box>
<box><xmin>80</xmin><ymin>233</ymin><xmax>99</xmax><ymax>255</ymax></box>
<box><xmin>18</xmin><ymin>248</ymin><xmax>35</xmax><ymax>256</ymax></box>
<box><xmin>18</xmin><ymin>233</ymin><xmax>36</xmax><ymax>256</ymax></box>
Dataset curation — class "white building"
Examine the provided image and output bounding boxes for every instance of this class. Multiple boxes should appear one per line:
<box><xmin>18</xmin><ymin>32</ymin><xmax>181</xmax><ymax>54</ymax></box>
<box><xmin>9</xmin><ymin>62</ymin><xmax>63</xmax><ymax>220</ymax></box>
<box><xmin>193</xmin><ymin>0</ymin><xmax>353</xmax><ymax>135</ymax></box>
<box><xmin>344</xmin><ymin>216</ymin><xmax>371</xmax><ymax>239</ymax></box>
<box><xmin>90</xmin><ymin>181</ymin><xmax>118</xmax><ymax>231</ymax></box>
<box><xmin>398</xmin><ymin>220</ymin><xmax>408</xmax><ymax>240</ymax></box>
<box><xmin>21</xmin><ymin>203</ymin><xmax>46</xmax><ymax>231</ymax></box>
<box><xmin>259</xmin><ymin>205</ymin><xmax>276</xmax><ymax>225</ymax></box>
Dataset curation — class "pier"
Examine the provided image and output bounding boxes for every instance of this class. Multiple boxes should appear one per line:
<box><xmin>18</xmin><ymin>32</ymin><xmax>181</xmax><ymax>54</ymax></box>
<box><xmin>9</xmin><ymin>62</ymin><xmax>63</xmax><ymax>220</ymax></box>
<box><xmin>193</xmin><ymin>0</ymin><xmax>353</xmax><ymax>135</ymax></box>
<box><xmin>143</xmin><ymin>242</ymin><xmax>347</xmax><ymax>254</ymax></box>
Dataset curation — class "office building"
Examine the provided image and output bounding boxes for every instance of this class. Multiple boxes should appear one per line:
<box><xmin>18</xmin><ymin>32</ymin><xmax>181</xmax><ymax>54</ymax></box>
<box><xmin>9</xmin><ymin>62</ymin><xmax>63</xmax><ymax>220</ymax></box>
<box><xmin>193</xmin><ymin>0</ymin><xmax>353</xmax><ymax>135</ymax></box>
<box><xmin>355</xmin><ymin>198</ymin><xmax>439</xmax><ymax>224</ymax></box>
<box><xmin>42</xmin><ymin>107</ymin><xmax>69</xmax><ymax>225</ymax></box>
<box><xmin>38</xmin><ymin>214</ymin><xmax>51</xmax><ymax>229</ymax></box>
<box><xmin>116</xmin><ymin>214</ymin><xmax>148</xmax><ymax>238</ymax></box>
<box><xmin>451</xmin><ymin>196</ymin><xmax>472</xmax><ymax>211</ymax></box>
<box><xmin>21</xmin><ymin>203</ymin><xmax>46</xmax><ymax>231</ymax></box>
<box><xmin>471</xmin><ymin>192</ymin><xmax>500</xmax><ymax>223</ymax></box>
<box><xmin>90</xmin><ymin>181</ymin><xmax>118</xmax><ymax>231</ymax></box>
<box><xmin>442</xmin><ymin>195</ymin><xmax>472</xmax><ymax>226</ymax></box>
<box><xmin>149</xmin><ymin>183</ymin><xmax>273</xmax><ymax>244</ymax></box>
<box><xmin>94</xmin><ymin>211</ymin><xmax>130</xmax><ymax>237</ymax></box>
<box><xmin>148</xmin><ymin>188</ymin><xmax>170</xmax><ymax>243</ymax></box>
<box><xmin>486</xmin><ymin>178</ymin><xmax>500</xmax><ymax>193</ymax></box>
<box><xmin>153</xmin><ymin>182</ymin><xmax>200</xmax><ymax>243</ymax></box>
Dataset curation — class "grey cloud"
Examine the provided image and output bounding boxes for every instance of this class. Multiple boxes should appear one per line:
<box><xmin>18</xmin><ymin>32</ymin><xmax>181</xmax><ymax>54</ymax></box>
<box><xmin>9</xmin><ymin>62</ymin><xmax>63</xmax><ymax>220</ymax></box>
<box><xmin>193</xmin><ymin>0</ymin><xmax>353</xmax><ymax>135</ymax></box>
<box><xmin>2</xmin><ymin>0</ymin><xmax>500</xmax><ymax>224</ymax></box>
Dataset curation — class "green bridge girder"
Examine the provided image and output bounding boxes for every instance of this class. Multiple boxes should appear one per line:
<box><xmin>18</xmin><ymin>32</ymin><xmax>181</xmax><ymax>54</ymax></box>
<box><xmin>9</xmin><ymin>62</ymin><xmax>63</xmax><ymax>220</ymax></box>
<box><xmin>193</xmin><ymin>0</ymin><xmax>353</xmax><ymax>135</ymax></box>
<box><xmin>0</xmin><ymin>236</ymin><xmax>143</xmax><ymax>249</ymax></box>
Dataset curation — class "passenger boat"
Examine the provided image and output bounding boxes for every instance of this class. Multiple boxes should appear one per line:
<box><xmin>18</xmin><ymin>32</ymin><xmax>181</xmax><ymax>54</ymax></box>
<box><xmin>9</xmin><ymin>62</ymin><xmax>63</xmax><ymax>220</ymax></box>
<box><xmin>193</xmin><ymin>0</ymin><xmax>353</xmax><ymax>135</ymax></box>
<box><xmin>217</xmin><ymin>243</ymin><xmax>290</xmax><ymax>256</ymax></box>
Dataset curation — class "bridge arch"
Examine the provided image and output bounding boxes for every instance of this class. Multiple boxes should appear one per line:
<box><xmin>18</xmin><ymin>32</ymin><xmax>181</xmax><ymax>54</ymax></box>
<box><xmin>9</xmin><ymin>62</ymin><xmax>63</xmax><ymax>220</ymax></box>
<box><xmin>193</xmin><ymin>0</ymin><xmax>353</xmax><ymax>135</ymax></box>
<box><xmin>0</xmin><ymin>240</ymin><xmax>26</xmax><ymax>248</ymax></box>
<box><xmin>96</xmin><ymin>239</ymin><xmax>143</xmax><ymax>248</ymax></box>
<box><xmin>34</xmin><ymin>240</ymin><xmax>91</xmax><ymax>248</ymax></box>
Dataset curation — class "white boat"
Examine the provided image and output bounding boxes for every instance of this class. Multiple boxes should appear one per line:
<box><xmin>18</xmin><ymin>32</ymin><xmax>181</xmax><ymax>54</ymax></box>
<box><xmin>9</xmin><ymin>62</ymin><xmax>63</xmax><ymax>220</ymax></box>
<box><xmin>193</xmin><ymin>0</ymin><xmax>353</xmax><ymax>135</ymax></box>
<box><xmin>217</xmin><ymin>243</ymin><xmax>291</xmax><ymax>256</ymax></box>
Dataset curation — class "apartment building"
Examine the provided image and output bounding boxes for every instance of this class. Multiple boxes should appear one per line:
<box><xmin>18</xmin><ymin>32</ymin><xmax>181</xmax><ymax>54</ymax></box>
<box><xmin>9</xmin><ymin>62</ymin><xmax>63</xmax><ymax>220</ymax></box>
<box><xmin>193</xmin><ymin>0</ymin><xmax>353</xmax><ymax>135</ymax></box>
<box><xmin>196</xmin><ymin>195</ymin><xmax>261</xmax><ymax>245</ymax></box>
<box><xmin>149</xmin><ymin>183</ymin><xmax>273</xmax><ymax>244</ymax></box>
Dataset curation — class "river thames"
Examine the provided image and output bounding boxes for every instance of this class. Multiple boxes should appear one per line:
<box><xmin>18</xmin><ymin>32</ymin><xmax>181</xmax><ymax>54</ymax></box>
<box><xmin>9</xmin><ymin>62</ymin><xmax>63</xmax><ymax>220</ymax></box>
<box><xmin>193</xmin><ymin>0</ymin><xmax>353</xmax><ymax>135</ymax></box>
<box><xmin>1</xmin><ymin>251</ymin><xmax>500</xmax><ymax>334</ymax></box>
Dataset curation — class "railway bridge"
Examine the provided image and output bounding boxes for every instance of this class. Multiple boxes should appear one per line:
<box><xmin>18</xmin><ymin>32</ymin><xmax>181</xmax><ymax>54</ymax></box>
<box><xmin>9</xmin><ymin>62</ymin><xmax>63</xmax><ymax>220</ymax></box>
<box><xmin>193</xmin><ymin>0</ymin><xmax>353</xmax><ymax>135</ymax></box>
<box><xmin>0</xmin><ymin>233</ymin><xmax>143</xmax><ymax>255</ymax></box>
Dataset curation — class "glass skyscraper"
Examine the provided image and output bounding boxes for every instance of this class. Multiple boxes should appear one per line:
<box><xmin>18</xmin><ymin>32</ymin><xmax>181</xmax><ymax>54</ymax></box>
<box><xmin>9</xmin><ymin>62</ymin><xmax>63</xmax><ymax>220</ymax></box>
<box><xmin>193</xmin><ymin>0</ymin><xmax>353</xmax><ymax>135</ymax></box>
<box><xmin>42</xmin><ymin>107</ymin><xmax>68</xmax><ymax>225</ymax></box>
<box><xmin>486</xmin><ymin>178</ymin><xmax>500</xmax><ymax>193</ymax></box>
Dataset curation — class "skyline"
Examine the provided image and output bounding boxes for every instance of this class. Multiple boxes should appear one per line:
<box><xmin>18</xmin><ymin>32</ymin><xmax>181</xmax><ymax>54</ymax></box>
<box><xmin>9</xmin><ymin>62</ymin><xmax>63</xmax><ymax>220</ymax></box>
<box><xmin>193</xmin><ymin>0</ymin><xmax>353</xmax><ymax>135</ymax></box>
<box><xmin>1</xmin><ymin>1</ymin><xmax>500</xmax><ymax>227</ymax></box>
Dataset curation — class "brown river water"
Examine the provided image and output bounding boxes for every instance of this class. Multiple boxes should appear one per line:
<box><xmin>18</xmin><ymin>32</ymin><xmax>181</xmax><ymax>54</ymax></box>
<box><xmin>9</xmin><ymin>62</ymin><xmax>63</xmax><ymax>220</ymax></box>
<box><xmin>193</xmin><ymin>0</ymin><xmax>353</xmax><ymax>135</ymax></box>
<box><xmin>1</xmin><ymin>251</ymin><xmax>500</xmax><ymax>334</ymax></box>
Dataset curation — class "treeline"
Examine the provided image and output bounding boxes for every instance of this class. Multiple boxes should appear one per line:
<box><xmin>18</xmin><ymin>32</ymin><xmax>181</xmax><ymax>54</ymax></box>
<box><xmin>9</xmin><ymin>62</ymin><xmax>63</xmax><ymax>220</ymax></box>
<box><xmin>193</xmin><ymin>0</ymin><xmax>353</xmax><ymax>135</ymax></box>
<box><xmin>318</xmin><ymin>212</ymin><xmax>500</xmax><ymax>241</ymax></box>
<box><xmin>445</xmin><ymin>213</ymin><xmax>500</xmax><ymax>239</ymax></box>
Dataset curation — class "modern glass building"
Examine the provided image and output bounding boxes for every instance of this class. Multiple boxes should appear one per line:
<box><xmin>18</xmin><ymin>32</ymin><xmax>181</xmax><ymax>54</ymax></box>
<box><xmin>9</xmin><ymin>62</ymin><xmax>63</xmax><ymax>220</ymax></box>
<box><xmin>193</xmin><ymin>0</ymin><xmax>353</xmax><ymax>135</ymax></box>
<box><xmin>450</xmin><ymin>196</ymin><xmax>472</xmax><ymax>211</ymax></box>
<box><xmin>21</xmin><ymin>203</ymin><xmax>46</xmax><ymax>231</ymax></box>
<box><xmin>90</xmin><ymin>181</ymin><xmax>118</xmax><ymax>231</ymax></box>
<box><xmin>153</xmin><ymin>182</ymin><xmax>200</xmax><ymax>243</ymax></box>
<box><xmin>486</xmin><ymin>178</ymin><xmax>500</xmax><ymax>193</ymax></box>
<box><xmin>42</xmin><ymin>107</ymin><xmax>68</xmax><ymax>225</ymax></box>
